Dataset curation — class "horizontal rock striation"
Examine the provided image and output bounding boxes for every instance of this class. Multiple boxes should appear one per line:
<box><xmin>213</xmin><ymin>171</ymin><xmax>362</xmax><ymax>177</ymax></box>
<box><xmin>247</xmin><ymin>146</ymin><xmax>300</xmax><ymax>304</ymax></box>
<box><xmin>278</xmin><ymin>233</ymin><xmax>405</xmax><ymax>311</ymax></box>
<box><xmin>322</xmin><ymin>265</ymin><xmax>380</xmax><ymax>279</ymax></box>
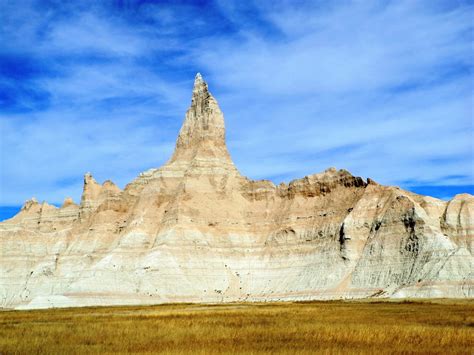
<box><xmin>1</xmin><ymin>73</ymin><xmax>472</xmax><ymax>309</ymax></box>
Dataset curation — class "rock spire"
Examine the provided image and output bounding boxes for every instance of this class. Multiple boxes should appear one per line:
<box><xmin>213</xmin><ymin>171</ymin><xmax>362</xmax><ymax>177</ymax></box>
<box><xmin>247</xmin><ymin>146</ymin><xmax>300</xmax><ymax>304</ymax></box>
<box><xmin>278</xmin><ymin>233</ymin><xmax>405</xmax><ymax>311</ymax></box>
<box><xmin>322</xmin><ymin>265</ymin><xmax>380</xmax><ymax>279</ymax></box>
<box><xmin>168</xmin><ymin>73</ymin><xmax>236</xmax><ymax>171</ymax></box>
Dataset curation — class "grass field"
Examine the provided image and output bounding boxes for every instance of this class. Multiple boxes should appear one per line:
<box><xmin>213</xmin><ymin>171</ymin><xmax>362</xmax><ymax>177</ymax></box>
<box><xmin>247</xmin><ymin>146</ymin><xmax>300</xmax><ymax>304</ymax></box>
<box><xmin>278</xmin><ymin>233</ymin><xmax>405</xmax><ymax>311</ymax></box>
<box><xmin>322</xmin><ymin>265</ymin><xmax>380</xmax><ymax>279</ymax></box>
<box><xmin>0</xmin><ymin>300</ymin><xmax>473</xmax><ymax>354</ymax></box>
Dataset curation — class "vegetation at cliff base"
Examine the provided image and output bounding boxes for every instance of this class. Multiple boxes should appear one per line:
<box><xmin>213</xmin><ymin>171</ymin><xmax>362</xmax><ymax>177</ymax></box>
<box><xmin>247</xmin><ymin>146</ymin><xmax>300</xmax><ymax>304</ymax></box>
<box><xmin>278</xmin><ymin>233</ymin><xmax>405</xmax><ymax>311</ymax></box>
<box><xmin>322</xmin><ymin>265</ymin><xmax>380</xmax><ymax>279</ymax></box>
<box><xmin>0</xmin><ymin>300</ymin><xmax>472</xmax><ymax>354</ymax></box>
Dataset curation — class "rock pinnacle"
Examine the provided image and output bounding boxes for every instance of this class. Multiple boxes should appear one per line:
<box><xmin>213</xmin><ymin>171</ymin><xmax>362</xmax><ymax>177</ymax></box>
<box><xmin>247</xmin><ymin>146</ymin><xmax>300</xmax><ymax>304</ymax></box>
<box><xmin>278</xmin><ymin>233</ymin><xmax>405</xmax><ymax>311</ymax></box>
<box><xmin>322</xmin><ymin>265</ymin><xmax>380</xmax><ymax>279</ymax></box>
<box><xmin>168</xmin><ymin>73</ymin><xmax>237</xmax><ymax>173</ymax></box>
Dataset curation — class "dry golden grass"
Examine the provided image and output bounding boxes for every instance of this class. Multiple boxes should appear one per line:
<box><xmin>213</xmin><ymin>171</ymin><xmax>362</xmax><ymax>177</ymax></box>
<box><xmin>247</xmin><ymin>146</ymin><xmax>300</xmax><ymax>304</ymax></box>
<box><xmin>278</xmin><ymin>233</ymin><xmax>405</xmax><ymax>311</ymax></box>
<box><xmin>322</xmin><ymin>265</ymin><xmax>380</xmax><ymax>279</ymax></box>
<box><xmin>0</xmin><ymin>299</ymin><xmax>473</xmax><ymax>354</ymax></box>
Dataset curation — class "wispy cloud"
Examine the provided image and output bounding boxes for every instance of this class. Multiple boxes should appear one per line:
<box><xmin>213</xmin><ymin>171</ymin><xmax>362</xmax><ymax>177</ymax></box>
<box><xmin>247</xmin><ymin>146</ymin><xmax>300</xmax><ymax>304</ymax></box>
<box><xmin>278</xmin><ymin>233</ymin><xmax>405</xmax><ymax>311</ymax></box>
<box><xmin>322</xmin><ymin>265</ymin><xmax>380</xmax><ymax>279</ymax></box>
<box><xmin>0</xmin><ymin>0</ymin><xmax>472</xmax><ymax>208</ymax></box>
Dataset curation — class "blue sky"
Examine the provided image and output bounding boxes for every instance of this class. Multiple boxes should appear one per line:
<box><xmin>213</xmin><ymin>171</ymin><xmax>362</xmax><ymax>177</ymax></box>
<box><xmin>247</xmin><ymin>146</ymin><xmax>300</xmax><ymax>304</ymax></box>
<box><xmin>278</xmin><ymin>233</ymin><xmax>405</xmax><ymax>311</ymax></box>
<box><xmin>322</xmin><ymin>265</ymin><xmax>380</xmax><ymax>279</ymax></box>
<box><xmin>0</xmin><ymin>0</ymin><xmax>473</xmax><ymax>220</ymax></box>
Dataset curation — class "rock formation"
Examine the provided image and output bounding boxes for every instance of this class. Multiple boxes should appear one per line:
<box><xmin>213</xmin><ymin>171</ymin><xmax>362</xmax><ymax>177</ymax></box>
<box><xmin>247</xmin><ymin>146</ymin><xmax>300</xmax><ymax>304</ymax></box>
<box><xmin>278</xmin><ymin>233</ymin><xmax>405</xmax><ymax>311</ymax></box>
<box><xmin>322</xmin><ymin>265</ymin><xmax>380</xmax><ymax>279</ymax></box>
<box><xmin>1</xmin><ymin>74</ymin><xmax>472</xmax><ymax>309</ymax></box>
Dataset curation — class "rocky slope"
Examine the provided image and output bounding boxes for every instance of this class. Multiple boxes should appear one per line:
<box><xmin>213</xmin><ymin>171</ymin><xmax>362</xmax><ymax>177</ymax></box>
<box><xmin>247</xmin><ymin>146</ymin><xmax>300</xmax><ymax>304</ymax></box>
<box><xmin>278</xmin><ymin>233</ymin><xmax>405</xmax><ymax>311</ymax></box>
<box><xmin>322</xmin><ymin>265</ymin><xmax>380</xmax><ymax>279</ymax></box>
<box><xmin>1</xmin><ymin>74</ymin><xmax>472</xmax><ymax>309</ymax></box>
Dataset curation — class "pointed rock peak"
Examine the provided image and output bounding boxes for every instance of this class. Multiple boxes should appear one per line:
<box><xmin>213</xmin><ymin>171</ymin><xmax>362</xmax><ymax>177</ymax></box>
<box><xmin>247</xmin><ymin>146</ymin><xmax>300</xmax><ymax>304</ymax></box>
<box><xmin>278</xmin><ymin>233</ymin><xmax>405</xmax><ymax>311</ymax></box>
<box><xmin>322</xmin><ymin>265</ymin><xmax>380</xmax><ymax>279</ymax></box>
<box><xmin>102</xmin><ymin>180</ymin><xmax>121</xmax><ymax>192</ymax></box>
<box><xmin>194</xmin><ymin>72</ymin><xmax>204</xmax><ymax>86</ymax></box>
<box><xmin>167</xmin><ymin>74</ymin><xmax>238</xmax><ymax>174</ymax></box>
<box><xmin>191</xmin><ymin>72</ymin><xmax>211</xmax><ymax>102</ymax></box>
<box><xmin>84</xmin><ymin>172</ymin><xmax>98</xmax><ymax>185</ymax></box>
<box><xmin>62</xmin><ymin>197</ymin><xmax>76</xmax><ymax>208</ymax></box>
<box><xmin>81</xmin><ymin>172</ymin><xmax>103</xmax><ymax>206</ymax></box>
<box><xmin>40</xmin><ymin>201</ymin><xmax>56</xmax><ymax>211</ymax></box>
<box><xmin>180</xmin><ymin>72</ymin><xmax>223</xmax><ymax>147</ymax></box>
<box><xmin>21</xmin><ymin>197</ymin><xmax>39</xmax><ymax>211</ymax></box>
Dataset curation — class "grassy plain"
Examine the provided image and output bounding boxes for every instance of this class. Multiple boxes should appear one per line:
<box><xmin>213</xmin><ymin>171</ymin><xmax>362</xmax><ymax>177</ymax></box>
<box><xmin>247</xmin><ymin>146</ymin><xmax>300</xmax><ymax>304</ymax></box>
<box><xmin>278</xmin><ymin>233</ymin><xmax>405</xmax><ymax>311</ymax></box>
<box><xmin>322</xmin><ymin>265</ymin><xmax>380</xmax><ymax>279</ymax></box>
<box><xmin>0</xmin><ymin>300</ymin><xmax>472</xmax><ymax>354</ymax></box>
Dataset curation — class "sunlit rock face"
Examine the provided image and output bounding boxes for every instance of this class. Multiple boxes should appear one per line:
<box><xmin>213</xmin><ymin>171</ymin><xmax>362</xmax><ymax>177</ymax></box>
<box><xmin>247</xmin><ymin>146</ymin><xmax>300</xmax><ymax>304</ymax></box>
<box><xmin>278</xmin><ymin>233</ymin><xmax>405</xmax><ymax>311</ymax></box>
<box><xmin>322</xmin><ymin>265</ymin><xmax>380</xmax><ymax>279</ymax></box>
<box><xmin>1</xmin><ymin>74</ymin><xmax>472</xmax><ymax>309</ymax></box>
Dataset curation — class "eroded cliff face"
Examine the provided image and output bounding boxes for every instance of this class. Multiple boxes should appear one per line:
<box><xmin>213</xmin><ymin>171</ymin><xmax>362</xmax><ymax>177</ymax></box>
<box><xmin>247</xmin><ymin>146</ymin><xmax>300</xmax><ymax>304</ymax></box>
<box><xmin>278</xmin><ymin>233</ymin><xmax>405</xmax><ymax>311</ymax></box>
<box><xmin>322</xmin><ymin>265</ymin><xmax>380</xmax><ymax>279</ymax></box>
<box><xmin>1</xmin><ymin>74</ymin><xmax>472</xmax><ymax>309</ymax></box>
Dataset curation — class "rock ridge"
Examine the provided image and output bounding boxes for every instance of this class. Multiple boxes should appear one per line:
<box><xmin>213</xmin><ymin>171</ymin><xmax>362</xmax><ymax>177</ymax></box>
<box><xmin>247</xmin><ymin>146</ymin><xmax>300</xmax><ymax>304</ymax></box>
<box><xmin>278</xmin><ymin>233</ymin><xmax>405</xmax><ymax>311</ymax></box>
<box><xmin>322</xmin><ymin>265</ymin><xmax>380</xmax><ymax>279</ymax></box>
<box><xmin>0</xmin><ymin>74</ymin><xmax>472</xmax><ymax>309</ymax></box>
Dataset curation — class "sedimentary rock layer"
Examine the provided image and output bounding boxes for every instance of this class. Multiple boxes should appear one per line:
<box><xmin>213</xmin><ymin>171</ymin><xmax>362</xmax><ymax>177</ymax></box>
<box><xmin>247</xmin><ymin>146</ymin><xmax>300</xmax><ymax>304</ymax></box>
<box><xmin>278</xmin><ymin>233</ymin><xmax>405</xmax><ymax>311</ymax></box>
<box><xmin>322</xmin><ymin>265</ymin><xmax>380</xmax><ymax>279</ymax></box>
<box><xmin>1</xmin><ymin>74</ymin><xmax>472</xmax><ymax>309</ymax></box>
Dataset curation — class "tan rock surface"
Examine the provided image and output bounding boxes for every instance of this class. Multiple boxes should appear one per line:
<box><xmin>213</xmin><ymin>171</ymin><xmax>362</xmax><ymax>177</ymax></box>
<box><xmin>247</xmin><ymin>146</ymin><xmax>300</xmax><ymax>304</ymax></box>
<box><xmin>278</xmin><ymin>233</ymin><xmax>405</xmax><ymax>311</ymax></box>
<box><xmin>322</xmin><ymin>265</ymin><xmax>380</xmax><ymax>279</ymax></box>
<box><xmin>1</xmin><ymin>74</ymin><xmax>472</xmax><ymax>309</ymax></box>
